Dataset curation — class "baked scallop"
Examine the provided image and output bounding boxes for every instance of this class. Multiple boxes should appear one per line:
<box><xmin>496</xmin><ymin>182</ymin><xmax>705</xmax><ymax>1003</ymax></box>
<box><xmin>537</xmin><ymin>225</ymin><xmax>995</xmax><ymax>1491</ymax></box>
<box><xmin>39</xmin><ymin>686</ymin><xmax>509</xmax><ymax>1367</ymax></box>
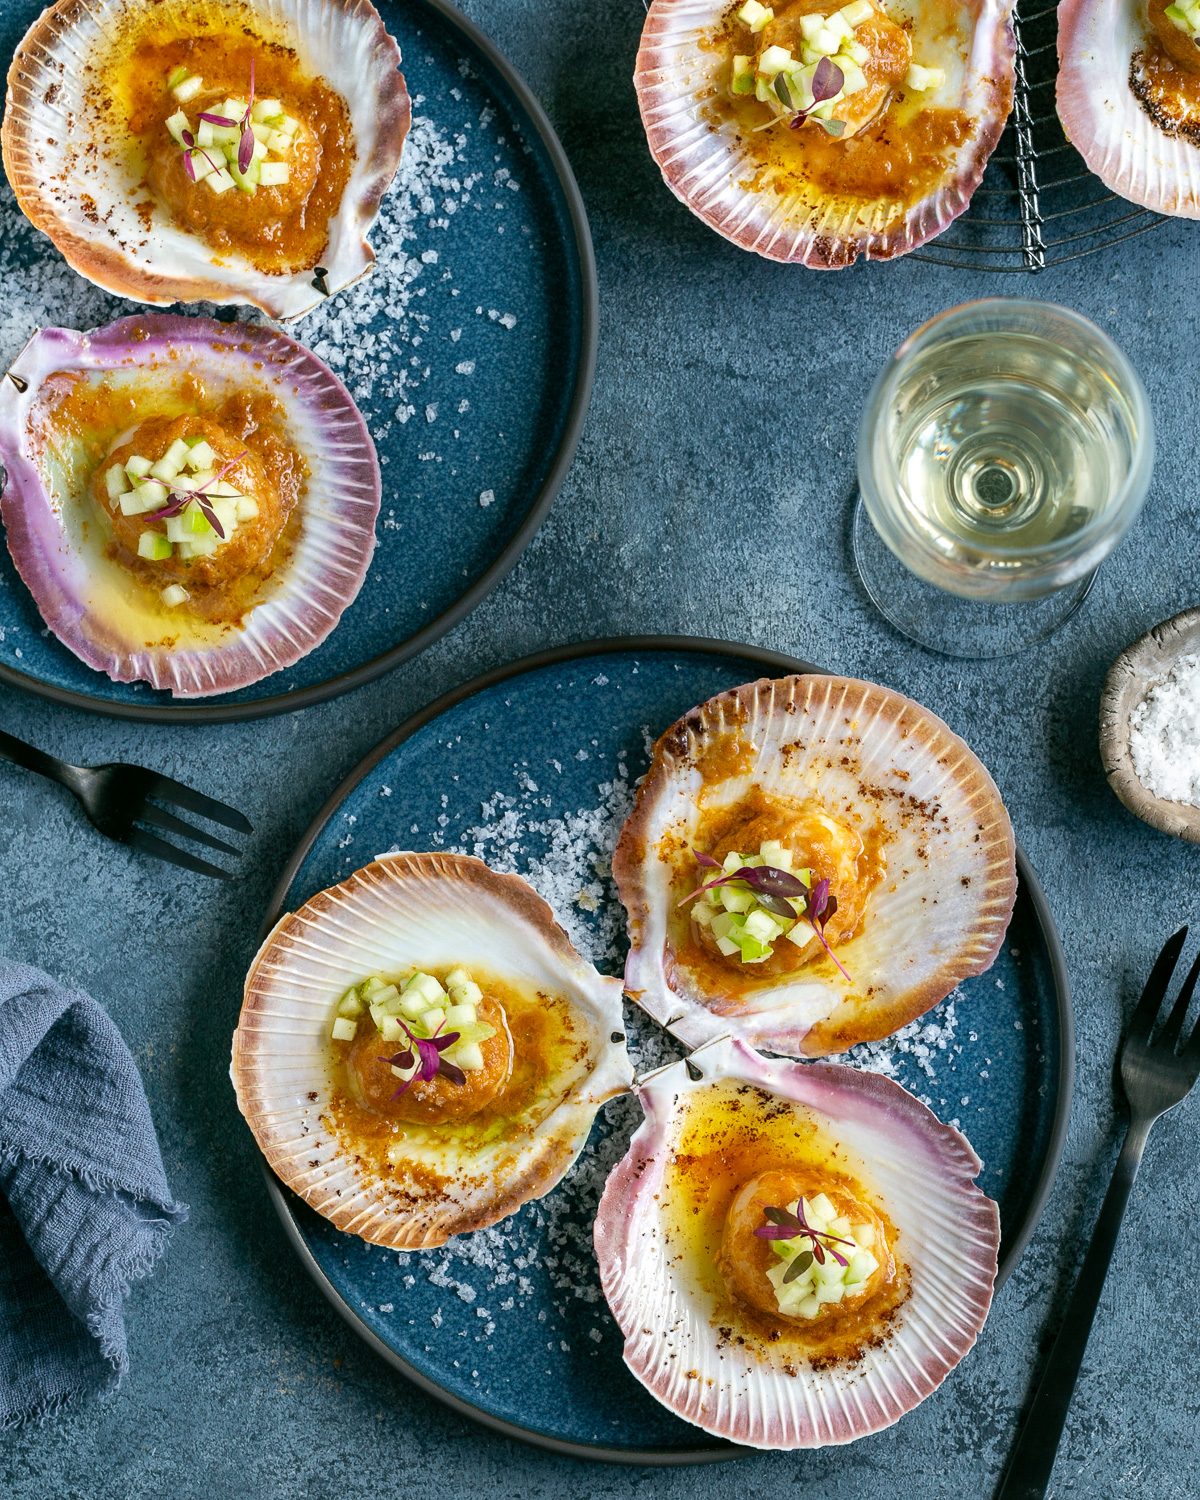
<box><xmin>594</xmin><ymin>1037</ymin><xmax>1000</xmax><ymax>1448</ymax></box>
<box><xmin>634</xmin><ymin>0</ymin><xmax>1016</xmax><ymax>266</ymax></box>
<box><xmin>3</xmin><ymin>0</ymin><xmax>410</xmax><ymax>318</ymax></box>
<box><xmin>613</xmin><ymin>673</ymin><xmax>1017</xmax><ymax>1056</ymax></box>
<box><xmin>232</xmin><ymin>853</ymin><xmax>633</xmax><ymax>1249</ymax></box>
<box><xmin>0</xmin><ymin>314</ymin><xmax>380</xmax><ymax>698</ymax></box>
<box><xmin>1058</xmin><ymin>0</ymin><xmax>1200</xmax><ymax>216</ymax></box>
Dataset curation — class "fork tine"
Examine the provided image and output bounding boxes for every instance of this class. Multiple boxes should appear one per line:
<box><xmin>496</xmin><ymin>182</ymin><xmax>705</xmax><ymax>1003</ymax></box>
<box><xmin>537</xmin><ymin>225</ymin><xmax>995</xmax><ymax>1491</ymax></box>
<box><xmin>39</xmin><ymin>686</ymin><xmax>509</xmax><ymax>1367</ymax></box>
<box><xmin>126</xmin><ymin>828</ymin><xmax>232</xmax><ymax>880</ymax></box>
<box><xmin>1181</xmin><ymin>1006</ymin><xmax>1200</xmax><ymax>1075</ymax></box>
<box><xmin>141</xmin><ymin>772</ymin><xmax>253</xmax><ymax>834</ymax></box>
<box><xmin>1160</xmin><ymin>947</ymin><xmax>1200</xmax><ymax>1048</ymax></box>
<box><xmin>1128</xmin><ymin>925</ymin><xmax>1189</xmax><ymax>1040</ymax></box>
<box><xmin>137</xmin><ymin>802</ymin><xmax>242</xmax><ymax>858</ymax></box>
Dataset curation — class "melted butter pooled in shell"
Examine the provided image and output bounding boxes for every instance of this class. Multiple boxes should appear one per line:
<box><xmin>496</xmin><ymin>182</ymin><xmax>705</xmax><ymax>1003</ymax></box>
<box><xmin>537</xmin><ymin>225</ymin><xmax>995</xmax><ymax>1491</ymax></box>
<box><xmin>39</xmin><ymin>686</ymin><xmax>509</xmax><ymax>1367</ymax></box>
<box><xmin>662</xmin><ymin>1082</ymin><xmax>909</xmax><ymax>1365</ymax></box>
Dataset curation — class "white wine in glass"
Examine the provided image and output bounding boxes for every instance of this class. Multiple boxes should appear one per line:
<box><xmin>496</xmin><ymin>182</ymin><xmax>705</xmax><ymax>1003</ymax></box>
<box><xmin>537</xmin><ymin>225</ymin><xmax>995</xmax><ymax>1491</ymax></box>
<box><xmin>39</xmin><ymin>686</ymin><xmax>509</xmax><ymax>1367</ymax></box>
<box><xmin>854</xmin><ymin>300</ymin><xmax>1154</xmax><ymax>657</ymax></box>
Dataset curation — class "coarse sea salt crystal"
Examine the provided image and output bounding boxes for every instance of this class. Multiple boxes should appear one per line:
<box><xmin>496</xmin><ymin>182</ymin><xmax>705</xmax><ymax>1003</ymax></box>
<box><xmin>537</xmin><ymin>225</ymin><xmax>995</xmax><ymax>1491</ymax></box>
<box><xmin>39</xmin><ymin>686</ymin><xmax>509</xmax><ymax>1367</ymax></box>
<box><xmin>1129</xmin><ymin>653</ymin><xmax>1200</xmax><ymax>806</ymax></box>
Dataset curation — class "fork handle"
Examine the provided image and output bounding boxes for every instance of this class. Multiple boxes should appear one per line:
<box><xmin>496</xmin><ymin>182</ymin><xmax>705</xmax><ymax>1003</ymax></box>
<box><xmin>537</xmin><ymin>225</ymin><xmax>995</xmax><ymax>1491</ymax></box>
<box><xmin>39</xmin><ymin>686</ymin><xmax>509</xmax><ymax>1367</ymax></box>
<box><xmin>0</xmin><ymin>727</ymin><xmax>84</xmax><ymax>794</ymax></box>
<box><xmin>995</xmin><ymin>1117</ymin><xmax>1150</xmax><ymax>1500</ymax></box>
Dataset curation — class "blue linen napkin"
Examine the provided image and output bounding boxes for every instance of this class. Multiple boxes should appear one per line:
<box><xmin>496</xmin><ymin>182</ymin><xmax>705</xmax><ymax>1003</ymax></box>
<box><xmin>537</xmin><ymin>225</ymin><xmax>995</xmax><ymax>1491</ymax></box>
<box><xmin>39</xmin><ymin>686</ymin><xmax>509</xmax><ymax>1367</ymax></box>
<box><xmin>0</xmin><ymin>960</ymin><xmax>187</xmax><ymax>1428</ymax></box>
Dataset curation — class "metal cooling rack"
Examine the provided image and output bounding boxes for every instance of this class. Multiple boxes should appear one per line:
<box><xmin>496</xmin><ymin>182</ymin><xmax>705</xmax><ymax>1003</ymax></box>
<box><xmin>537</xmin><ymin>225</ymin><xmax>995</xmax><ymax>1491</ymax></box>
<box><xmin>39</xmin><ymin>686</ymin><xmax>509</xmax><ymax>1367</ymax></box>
<box><xmin>912</xmin><ymin>0</ymin><xmax>1165</xmax><ymax>270</ymax></box>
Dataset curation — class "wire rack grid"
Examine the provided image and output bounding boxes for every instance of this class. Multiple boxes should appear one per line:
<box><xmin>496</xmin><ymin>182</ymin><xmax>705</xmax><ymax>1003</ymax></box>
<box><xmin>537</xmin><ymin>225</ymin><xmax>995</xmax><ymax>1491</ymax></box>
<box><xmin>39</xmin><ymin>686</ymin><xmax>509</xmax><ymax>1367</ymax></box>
<box><xmin>913</xmin><ymin>0</ymin><xmax>1164</xmax><ymax>270</ymax></box>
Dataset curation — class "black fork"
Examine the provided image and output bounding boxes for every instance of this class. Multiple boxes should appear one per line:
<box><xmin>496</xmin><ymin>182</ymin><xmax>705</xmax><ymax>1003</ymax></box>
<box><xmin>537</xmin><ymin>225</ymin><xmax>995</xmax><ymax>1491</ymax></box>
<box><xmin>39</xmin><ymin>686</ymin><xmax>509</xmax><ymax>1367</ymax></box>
<box><xmin>996</xmin><ymin>925</ymin><xmax>1200</xmax><ymax>1499</ymax></box>
<box><xmin>0</xmin><ymin>726</ymin><xmax>252</xmax><ymax>879</ymax></box>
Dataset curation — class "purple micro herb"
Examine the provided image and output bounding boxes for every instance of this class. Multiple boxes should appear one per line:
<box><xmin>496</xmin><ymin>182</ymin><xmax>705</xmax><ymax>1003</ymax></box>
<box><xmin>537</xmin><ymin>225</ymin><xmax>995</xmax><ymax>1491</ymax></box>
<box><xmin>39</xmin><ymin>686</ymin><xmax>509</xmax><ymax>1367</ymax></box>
<box><xmin>678</xmin><ymin>857</ymin><xmax>809</xmax><ymax>914</ymax></box>
<box><xmin>754</xmin><ymin>1199</ymin><xmax>854</xmax><ymax>1280</ymax></box>
<box><xmin>787</xmin><ymin>55</ymin><xmax>845</xmax><ymax>131</ymax></box>
<box><xmin>198</xmin><ymin>111</ymin><xmax>238</xmax><ymax>127</ymax></box>
<box><xmin>679</xmin><ymin>848</ymin><xmax>853</xmax><ymax>979</ymax></box>
<box><xmin>385</xmin><ymin>1018</ymin><xmax>464</xmax><ymax>1097</ymax></box>
<box><xmin>238</xmin><ymin>58</ymin><xmax>257</xmax><ymax>175</ymax></box>
<box><xmin>143</xmin><ymin>449</ymin><xmax>248</xmax><ymax>541</ymax></box>
<box><xmin>179</xmin><ymin>129</ymin><xmax>223</xmax><ymax>183</ymax></box>
<box><xmin>805</xmin><ymin>875</ymin><xmax>852</xmax><ymax>982</ymax></box>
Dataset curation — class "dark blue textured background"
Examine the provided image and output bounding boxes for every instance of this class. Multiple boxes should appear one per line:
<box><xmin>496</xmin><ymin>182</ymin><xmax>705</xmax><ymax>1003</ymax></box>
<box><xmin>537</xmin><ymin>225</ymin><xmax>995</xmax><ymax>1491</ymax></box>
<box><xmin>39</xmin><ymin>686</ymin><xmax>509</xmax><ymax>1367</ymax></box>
<box><xmin>1</xmin><ymin>0</ymin><xmax>1198</xmax><ymax>1493</ymax></box>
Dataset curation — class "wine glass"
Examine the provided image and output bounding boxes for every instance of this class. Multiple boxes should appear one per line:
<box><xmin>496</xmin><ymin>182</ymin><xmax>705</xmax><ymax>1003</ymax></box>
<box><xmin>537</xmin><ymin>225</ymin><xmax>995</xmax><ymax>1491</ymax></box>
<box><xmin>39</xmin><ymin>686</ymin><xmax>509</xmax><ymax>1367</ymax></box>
<box><xmin>853</xmin><ymin>299</ymin><xmax>1154</xmax><ymax>658</ymax></box>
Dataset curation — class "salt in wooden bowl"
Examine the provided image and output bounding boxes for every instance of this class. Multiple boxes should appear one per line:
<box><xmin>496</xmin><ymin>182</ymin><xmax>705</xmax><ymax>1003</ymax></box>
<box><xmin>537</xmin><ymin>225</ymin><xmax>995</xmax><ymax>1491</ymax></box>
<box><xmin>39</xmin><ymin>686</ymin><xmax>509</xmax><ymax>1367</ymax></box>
<box><xmin>1100</xmin><ymin>605</ymin><xmax>1200</xmax><ymax>844</ymax></box>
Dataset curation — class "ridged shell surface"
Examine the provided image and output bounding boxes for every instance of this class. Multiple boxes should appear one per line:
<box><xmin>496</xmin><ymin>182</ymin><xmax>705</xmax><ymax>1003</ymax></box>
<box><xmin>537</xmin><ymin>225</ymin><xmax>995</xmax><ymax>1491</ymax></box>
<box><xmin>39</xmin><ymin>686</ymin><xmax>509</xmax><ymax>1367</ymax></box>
<box><xmin>232</xmin><ymin>852</ymin><xmax>633</xmax><ymax>1249</ymax></box>
<box><xmin>0</xmin><ymin>314</ymin><xmax>380</xmax><ymax>698</ymax></box>
<box><xmin>1058</xmin><ymin>0</ymin><xmax>1200</xmax><ymax>216</ymax></box>
<box><xmin>634</xmin><ymin>0</ymin><xmax>1015</xmax><ymax>266</ymax></box>
<box><xmin>3</xmin><ymin>0</ymin><xmax>410</xmax><ymax>317</ymax></box>
<box><xmin>613</xmin><ymin>673</ymin><xmax>1017</xmax><ymax>1056</ymax></box>
<box><xmin>594</xmin><ymin>1037</ymin><xmax>1000</xmax><ymax>1448</ymax></box>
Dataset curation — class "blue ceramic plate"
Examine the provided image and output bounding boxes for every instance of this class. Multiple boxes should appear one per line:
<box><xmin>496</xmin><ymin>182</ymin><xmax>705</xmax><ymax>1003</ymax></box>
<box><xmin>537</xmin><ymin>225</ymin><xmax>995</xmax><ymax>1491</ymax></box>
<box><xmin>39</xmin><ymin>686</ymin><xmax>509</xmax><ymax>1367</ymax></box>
<box><xmin>261</xmin><ymin>637</ymin><xmax>1073</xmax><ymax>1463</ymax></box>
<box><xmin>0</xmin><ymin>0</ymin><xmax>594</xmax><ymax>722</ymax></box>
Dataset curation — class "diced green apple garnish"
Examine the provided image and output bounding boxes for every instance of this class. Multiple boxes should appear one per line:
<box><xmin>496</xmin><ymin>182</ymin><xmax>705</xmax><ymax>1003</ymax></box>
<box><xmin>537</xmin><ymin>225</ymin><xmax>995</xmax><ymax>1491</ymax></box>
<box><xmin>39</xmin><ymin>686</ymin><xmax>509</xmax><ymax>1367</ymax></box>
<box><xmin>757</xmin><ymin>44</ymin><xmax>794</xmax><ymax>76</ymax></box>
<box><xmin>329</xmin><ymin>967</ymin><xmax>495</xmax><ymax>1074</ymax></box>
<box><xmin>165</xmin><ymin>110</ymin><xmax>191</xmax><ymax>146</ymax></box>
<box><xmin>171</xmin><ymin>73</ymin><xmax>204</xmax><ymax>103</ymax></box>
<box><xmin>137</xmin><ymin>530</ymin><xmax>172</xmax><ymax>561</ymax></box>
<box><xmin>905</xmin><ymin>62</ymin><xmax>946</xmax><ymax>91</ymax></box>
<box><xmin>731</xmin><ymin>54</ymin><xmax>756</xmax><ymax>94</ymax></box>
<box><xmin>1166</xmin><ymin>0</ymin><xmax>1200</xmax><ymax>35</ymax></box>
<box><xmin>737</xmin><ymin>0</ymin><xmax>774</xmax><ymax>30</ymax></box>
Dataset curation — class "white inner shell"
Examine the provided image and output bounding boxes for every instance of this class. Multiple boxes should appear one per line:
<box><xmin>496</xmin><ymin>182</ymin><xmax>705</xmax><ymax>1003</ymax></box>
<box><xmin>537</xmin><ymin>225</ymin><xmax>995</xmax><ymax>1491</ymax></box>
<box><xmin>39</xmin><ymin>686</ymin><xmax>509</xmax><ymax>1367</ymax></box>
<box><xmin>628</xmin><ymin>682</ymin><xmax>1010</xmax><ymax>1052</ymax></box>
<box><xmin>19</xmin><ymin>0</ymin><xmax>397</xmax><ymax>317</ymax></box>
<box><xmin>235</xmin><ymin>857</ymin><xmax>632</xmax><ymax>1242</ymax></box>
<box><xmin>606</xmin><ymin>1039</ymin><xmax>997</xmax><ymax>1448</ymax></box>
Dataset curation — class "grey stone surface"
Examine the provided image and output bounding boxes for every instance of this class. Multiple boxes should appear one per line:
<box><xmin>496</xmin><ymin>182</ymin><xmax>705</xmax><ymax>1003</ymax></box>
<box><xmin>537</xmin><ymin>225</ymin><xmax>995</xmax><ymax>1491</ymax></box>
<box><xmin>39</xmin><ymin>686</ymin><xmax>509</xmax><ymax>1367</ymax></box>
<box><xmin>2</xmin><ymin>0</ymin><xmax>1200</xmax><ymax>1495</ymax></box>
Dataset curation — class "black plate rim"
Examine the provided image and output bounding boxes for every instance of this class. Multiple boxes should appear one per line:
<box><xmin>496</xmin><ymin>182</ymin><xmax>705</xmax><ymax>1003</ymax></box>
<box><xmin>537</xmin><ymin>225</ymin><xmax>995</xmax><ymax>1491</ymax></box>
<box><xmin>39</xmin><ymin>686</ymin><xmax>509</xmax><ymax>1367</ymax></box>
<box><xmin>254</xmin><ymin>633</ymin><xmax>1075</xmax><ymax>1466</ymax></box>
<box><xmin>0</xmin><ymin>0</ymin><xmax>598</xmax><ymax>726</ymax></box>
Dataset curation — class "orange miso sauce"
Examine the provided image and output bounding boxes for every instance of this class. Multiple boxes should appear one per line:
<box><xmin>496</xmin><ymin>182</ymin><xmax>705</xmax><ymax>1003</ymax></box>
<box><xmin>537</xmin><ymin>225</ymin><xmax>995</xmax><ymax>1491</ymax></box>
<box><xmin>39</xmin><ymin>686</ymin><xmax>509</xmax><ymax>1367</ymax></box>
<box><xmin>325</xmin><ymin>969</ymin><xmax>592</xmax><ymax>1190</ymax></box>
<box><xmin>699</xmin><ymin>0</ymin><xmax>976</xmax><ymax>220</ymax></box>
<box><xmin>99</xmin><ymin>0</ymin><xmax>355</xmax><ymax>273</ymax></box>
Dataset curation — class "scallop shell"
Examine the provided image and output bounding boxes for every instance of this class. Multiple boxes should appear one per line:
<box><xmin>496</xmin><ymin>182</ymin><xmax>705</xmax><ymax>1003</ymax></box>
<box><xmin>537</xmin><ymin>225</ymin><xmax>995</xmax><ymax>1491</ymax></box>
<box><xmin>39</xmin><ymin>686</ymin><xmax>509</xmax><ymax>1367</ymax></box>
<box><xmin>594</xmin><ymin>1036</ymin><xmax>999</xmax><ymax>1449</ymax></box>
<box><xmin>634</xmin><ymin>0</ymin><xmax>1016</xmax><ymax>266</ymax></box>
<box><xmin>1058</xmin><ymin>0</ymin><xmax>1200</xmax><ymax>216</ymax></box>
<box><xmin>0</xmin><ymin>313</ymin><xmax>380</xmax><ymax>698</ymax></box>
<box><xmin>232</xmin><ymin>852</ymin><xmax>633</xmax><ymax>1249</ymax></box>
<box><xmin>614</xmin><ymin>673</ymin><xmax>1017</xmax><ymax>1056</ymax></box>
<box><xmin>3</xmin><ymin>0</ymin><xmax>410</xmax><ymax>318</ymax></box>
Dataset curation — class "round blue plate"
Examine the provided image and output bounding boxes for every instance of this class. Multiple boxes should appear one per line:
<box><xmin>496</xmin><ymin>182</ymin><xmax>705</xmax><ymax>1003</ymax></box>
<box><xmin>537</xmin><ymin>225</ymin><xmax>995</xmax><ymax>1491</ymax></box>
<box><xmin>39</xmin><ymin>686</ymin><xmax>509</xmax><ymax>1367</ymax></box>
<box><xmin>0</xmin><ymin>0</ymin><xmax>595</xmax><ymax>722</ymax></box>
<box><xmin>260</xmin><ymin>637</ymin><xmax>1074</xmax><ymax>1463</ymax></box>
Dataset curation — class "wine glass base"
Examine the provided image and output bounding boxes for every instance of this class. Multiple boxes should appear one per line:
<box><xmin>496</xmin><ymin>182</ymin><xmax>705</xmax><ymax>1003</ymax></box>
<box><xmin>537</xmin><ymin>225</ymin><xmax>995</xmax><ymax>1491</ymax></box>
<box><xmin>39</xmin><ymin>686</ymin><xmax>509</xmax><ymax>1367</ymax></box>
<box><xmin>850</xmin><ymin>493</ymin><xmax>1096</xmax><ymax>660</ymax></box>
